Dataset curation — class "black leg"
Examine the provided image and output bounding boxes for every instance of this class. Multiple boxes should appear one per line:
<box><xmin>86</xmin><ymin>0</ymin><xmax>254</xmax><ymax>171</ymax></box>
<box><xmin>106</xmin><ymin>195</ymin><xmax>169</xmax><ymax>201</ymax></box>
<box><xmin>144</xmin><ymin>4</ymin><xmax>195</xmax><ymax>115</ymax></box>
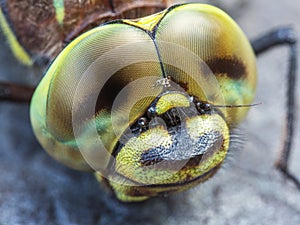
<box><xmin>251</xmin><ymin>27</ymin><xmax>300</xmax><ymax>189</ymax></box>
<box><xmin>0</xmin><ymin>82</ymin><xmax>34</xmax><ymax>103</ymax></box>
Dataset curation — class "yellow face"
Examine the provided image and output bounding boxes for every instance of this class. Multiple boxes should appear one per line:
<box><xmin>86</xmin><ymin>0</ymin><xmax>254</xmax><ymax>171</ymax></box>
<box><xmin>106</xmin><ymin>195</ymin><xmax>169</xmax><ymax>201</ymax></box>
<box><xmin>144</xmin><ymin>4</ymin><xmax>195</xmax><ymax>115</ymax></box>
<box><xmin>108</xmin><ymin>91</ymin><xmax>230</xmax><ymax>201</ymax></box>
<box><xmin>29</xmin><ymin>3</ymin><xmax>256</xmax><ymax>201</ymax></box>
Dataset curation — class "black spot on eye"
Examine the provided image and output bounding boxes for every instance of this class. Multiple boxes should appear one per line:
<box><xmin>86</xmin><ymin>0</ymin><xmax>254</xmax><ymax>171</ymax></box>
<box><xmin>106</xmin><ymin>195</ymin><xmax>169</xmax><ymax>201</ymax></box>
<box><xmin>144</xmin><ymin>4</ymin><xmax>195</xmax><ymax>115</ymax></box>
<box><xmin>206</xmin><ymin>57</ymin><xmax>247</xmax><ymax>80</ymax></box>
<box><xmin>95</xmin><ymin>72</ymin><xmax>127</xmax><ymax>113</ymax></box>
<box><xmin>176</xmin><ymin>81</ymin><xmax>189</xmax><ymax>91</ymax></box>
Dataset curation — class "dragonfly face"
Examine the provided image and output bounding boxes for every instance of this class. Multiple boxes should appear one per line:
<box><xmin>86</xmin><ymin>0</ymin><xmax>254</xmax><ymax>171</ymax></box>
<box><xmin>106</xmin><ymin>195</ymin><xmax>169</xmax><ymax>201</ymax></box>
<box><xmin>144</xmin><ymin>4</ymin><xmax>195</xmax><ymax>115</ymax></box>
<box><xmin>24</xmin><ymin>3</ymin><xmax>256</xmax><ymax>201</ymax></box>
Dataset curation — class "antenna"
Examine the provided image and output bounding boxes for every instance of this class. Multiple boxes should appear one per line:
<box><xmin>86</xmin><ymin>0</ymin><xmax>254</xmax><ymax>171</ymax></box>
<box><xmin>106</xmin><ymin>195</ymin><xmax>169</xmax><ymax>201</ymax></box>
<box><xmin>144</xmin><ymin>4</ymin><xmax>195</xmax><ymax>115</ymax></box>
<box><xmin>213</xmin><ymin>102</ymin><xmax>262</xmax><ymax>108</ymax></box>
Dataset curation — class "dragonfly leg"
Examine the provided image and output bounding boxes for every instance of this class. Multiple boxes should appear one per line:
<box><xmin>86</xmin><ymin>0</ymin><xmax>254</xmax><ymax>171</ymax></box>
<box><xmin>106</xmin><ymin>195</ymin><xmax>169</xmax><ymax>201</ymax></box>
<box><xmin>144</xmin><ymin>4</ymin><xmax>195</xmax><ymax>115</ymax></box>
<box><xmin>0</xmin><ymin>81</ymin><xmax>34</xmax><ymax>103</ymax></box>
<box><xmin>251</xmin><ymin>27</ymin><xmax>300</xmax><ymax>189</ymax></box>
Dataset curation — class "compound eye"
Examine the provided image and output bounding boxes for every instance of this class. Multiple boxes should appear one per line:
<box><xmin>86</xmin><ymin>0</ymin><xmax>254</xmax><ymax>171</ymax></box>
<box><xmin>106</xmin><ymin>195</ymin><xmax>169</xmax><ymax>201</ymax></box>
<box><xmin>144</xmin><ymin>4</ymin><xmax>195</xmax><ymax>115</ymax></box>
<box><xmin>196</xmin><ymin>101</ymin><xmax>212</xmax><ymax>114</ymax></box>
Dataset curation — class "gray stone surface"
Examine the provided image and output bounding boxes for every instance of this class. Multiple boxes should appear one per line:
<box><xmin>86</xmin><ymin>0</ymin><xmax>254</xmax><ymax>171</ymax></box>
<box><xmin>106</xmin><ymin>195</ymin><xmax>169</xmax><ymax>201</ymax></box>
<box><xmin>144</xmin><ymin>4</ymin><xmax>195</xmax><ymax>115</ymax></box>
<box><xmin>0</xmin><ymin>0</ymin><xmax>299</xmax><ymax>224</ymax></box>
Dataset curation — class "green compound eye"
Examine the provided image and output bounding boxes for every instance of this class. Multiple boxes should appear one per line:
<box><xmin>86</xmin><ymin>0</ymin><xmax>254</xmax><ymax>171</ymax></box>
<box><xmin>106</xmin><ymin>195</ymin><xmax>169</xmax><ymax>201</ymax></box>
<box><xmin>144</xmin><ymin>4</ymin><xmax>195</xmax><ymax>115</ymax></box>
<box><xmin>30</xmin><ymin>3</ymin><xmax>256</xmax><ymax>202</ymax></box>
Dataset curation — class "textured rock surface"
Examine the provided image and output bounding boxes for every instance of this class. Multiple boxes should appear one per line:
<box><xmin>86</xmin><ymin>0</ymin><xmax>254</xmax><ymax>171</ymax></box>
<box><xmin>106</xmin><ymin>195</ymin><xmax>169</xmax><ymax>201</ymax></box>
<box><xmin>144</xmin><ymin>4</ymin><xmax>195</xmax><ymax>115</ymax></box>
<box><xmin>0</xmin><ymin>0</ymin><xmax>300</xmax><ymax>224</ymax></box>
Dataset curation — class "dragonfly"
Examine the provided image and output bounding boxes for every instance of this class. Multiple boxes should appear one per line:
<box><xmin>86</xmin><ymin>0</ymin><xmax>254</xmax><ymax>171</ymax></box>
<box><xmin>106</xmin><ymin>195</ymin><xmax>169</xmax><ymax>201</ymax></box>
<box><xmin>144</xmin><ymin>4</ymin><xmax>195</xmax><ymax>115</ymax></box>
<box><xmin>0</xmin><ymin>0</ymin><xmax>298</xmax><ymax>202</ymax></box>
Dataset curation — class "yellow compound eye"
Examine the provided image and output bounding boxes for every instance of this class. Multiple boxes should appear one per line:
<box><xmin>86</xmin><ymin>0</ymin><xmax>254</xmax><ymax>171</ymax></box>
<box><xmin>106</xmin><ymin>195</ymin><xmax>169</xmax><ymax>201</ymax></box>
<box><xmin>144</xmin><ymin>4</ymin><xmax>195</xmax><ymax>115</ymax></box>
<box><xmin>30</xmin><ymin>3</ymin><xmax>256</xmax><ymax>201</ymax></box>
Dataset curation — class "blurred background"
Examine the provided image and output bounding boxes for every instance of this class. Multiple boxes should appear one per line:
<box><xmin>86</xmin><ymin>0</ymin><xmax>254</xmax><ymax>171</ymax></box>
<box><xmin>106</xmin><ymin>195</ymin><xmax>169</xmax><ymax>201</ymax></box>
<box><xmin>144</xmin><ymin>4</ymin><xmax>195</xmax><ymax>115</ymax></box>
<box><xmin>0</xmin><ymin>0</ymin><xmax>300</xmax><ymax>224</ymax></box>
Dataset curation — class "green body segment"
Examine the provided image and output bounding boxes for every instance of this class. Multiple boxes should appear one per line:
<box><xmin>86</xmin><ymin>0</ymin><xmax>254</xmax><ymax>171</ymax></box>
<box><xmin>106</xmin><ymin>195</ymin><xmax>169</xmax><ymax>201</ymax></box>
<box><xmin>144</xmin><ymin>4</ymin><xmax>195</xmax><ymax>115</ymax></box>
<box><xmin>0</xmin><ymin>0</ymin><xmax>172</xmax><ymax>63</ymax></box>
<box><xmin>0</xmin><ymin>7</ymin><xmax>33</xmax><ymax>65</ymax></box>
<box><xmin>0</xmin><ymin>0</ymin><xmax>67</xmax><ymax>64</ymax></box>
<box><xmin>53</xmin><ymin>0</ymin><xmax>65</xmax><ymax>25</ymax></box>
<box><xmin>30</xmin><ymin>3</ymin><xmax>257</xmax><ymax>201</ymax></box>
